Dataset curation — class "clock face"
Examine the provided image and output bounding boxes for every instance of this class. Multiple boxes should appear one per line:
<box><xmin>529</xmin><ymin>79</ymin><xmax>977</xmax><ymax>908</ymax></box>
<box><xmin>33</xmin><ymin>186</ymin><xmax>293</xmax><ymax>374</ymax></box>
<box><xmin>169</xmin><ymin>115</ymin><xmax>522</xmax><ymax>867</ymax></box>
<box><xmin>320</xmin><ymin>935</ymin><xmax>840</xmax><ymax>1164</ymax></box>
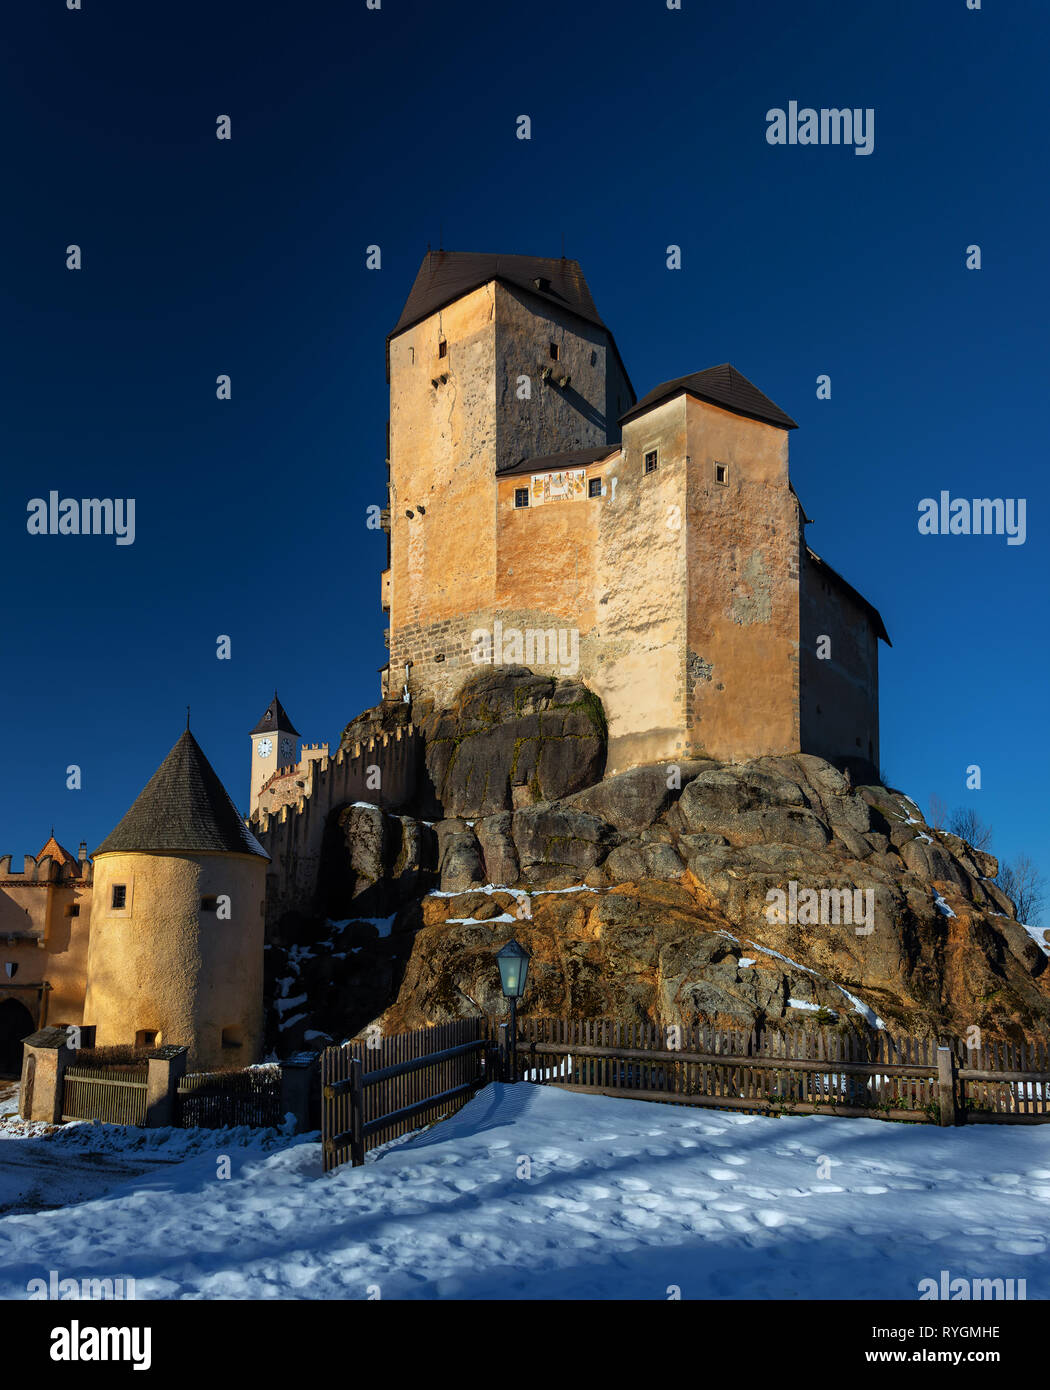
<box><xmin>257</xmin><ymin>738</ymin><xmax>273</xmax><ymax>758</ymax></box>
<box><xmin>280</xmin><ymin>738</ymin><xmax>295</xmax><ymax>760</ymax></box>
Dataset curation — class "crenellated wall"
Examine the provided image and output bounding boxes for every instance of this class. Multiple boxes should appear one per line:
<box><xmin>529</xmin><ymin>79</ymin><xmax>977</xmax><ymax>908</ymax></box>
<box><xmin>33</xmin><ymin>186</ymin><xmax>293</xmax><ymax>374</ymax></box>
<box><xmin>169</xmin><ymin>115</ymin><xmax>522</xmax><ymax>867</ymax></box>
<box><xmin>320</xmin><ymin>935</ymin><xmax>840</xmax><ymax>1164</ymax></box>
<box><xmin>251</xmin><ymin>723</ymin><xmax>422</xmax><ymax>927</ymax></box>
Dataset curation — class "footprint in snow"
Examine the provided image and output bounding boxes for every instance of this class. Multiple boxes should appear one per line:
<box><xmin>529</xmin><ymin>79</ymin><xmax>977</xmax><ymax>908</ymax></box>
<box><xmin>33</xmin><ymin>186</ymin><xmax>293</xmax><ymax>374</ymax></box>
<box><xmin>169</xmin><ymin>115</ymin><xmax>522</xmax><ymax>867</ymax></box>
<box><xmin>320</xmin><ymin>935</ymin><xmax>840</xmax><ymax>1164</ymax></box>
<box><xmin>755</xmin><ymin>1209</ymin><xmax>790</xmax><ymax>1228</ymax></box>
<box><xmin>708</xmin><ymin>1168</ymin><xmax>739</xmax><ymax>1181</ymax></box>
<box><xmin>995</xmin><ymin>1238</ymin><xmax>1045</xmax><ymax>1255</ymax></box>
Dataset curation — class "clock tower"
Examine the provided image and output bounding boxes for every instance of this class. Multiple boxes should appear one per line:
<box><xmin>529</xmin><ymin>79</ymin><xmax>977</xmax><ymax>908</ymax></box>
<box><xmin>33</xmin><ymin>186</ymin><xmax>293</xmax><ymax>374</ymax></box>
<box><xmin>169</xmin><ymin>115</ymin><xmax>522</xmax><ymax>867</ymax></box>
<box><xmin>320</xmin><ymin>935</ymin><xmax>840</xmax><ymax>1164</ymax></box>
<box><xmin>249</xmin><ymin>692</ymin><xmax>301</xmax><ymax>816</ymax></box>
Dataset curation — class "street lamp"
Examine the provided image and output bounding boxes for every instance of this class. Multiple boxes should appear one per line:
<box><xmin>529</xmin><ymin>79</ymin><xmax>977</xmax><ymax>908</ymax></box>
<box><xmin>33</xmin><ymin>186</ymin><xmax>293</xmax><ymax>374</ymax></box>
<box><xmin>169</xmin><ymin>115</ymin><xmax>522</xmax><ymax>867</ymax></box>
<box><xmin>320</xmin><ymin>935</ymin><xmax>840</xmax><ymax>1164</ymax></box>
<box><xmin>496</xmin><ymin>939</ymin><xmax>531</xmax><ymax>1083</ymax></box>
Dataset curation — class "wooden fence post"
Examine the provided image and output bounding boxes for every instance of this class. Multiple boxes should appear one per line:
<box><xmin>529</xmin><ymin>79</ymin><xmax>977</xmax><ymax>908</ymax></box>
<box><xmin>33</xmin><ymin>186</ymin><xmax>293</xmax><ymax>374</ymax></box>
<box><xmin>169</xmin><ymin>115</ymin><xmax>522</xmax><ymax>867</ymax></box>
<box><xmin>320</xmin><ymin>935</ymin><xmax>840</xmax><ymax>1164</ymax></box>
<box><xmin>349</xmin><ymin>1057</ymin><xmax>365</xmax><ymax>1166</ymax></box>
<box><xmin>936</xmin><ymin>1046</ymin><xmax>957</xmax><ymax>1126</ymax></box>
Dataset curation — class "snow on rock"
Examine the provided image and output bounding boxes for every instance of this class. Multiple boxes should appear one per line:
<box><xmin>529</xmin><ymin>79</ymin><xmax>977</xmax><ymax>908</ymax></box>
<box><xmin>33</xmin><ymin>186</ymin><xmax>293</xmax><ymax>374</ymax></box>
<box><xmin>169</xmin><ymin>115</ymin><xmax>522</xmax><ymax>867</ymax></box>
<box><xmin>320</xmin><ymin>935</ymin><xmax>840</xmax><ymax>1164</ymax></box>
<box><xmin>2</xmin><ymin>1085</ymin><xmax>1048</xmax><ymax>1300</ymax></box>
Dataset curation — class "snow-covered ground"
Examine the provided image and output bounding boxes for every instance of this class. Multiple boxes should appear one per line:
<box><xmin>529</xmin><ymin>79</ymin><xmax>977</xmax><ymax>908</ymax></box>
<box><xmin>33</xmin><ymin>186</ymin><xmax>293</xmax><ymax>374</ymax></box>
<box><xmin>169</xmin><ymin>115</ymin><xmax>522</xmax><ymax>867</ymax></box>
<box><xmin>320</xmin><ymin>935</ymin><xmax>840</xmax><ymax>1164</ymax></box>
<box><xmin>2</xmin><ymin>1081</ymin><xmax>1048</xmax><ymax>1299</ymax></box>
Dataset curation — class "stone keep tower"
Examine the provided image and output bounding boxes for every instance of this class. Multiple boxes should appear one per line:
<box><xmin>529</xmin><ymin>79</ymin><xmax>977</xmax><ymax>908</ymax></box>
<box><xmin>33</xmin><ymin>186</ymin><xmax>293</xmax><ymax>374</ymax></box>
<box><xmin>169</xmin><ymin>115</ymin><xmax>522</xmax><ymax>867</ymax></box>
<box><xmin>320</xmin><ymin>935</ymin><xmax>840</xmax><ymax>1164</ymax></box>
<box><xmin>83</xmin><ymin>728</ymin><xmax>269</xmax><ymax>1070</ymax></box>
<box><xmin>383</xmin><ymin>251</ymin><xmax>634</xmax><ymax>702</ymax></box>
<box><xmin>249</xmin><ymin>692</ymin><xmax>300</xmax><ymax>817</ymax></box>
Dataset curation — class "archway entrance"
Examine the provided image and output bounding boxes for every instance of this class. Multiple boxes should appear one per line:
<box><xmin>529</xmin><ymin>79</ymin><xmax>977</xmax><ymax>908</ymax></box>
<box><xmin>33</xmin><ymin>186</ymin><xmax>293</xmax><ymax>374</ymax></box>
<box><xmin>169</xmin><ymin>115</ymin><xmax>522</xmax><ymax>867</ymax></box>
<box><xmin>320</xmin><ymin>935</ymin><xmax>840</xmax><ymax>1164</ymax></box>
<box><xmin>0</xmin><ymin>998</ymin><xmax>36</xmax><ymax>1078</ymax></box>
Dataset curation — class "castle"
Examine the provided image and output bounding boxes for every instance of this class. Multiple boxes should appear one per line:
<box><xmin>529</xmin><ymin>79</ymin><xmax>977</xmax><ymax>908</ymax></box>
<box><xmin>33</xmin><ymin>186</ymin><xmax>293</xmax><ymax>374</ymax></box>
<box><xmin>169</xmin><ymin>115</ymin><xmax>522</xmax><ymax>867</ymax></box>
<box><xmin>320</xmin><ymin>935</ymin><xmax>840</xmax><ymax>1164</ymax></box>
<box><xmin>380</xmin><ymin>250</ymin><xmax>889</xmax><ymax>777</ymax></box>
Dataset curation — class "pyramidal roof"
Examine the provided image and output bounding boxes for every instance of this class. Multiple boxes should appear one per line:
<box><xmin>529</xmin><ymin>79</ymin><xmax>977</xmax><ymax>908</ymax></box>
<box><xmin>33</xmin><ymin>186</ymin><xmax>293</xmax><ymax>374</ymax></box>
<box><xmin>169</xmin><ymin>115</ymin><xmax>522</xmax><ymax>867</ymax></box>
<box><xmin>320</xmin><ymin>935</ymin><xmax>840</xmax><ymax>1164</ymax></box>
<box><xmin>391</xmin><ymin>250</ymin><xmax>607</xmax><ymax>339</ymax></box>
<box><xmin>94</xmin><ymin>731</ymin><xmax>268</xmax><ymax>859</ymax></box>
<box><xmin>250</xmin><ymin>692</ymin><xmax>300</xmax><ymax>737</ymax></box>
<box><xmin>621</xmin><ymin>364</ymin><xmax>798</xmax><ymax>431</ymax></box>
<box><xmin>36</xmin><ymin>834</ymin><xmax>77</xmax><ymax>865</ymax></box>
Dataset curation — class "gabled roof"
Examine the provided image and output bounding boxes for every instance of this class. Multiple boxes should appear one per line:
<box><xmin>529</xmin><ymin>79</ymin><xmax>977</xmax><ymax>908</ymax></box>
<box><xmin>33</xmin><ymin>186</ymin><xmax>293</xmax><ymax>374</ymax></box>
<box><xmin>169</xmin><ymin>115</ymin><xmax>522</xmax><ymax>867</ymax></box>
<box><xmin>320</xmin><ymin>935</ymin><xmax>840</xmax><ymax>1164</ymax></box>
<box><xmin>496</xmin><ymin>445</ymin><xmax>620</xmax><ymax>480</ymax></box>
<box><xmin>806</xmin><ymin>547</ymin><xmax>891</xmax><ymax>646</ymax></box>
<box><xmin>94</xmin><ymin>730</ymin><xmax>269</xmax><ymax>859</ymax></box>
<box><xmin>621</xmin><ymin>364</ymin><xmax>798</xmax><ymax>431</ymax></box>
<box><xmin>36</xmin><ymin>834</ymin><xmax>77</xmax><ymax>865</ymax></box>
<box><xmin>250</xmin><ymin>692</ymin><xmax>300</xmax><ymax>737</ymax></box>
<box><xmin>391</xmin><ymin>251</ymin><xmax>608</xmax><ymax>338</ymax></box>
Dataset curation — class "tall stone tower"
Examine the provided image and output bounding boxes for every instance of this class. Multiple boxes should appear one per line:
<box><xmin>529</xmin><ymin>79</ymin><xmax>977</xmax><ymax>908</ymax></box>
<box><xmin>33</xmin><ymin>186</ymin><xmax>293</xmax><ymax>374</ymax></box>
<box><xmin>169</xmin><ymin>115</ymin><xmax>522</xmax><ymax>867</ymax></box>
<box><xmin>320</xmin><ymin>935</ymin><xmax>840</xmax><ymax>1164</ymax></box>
<box><xmin>383</xmin><ymin>250</ymin><xmax>634</xmax><ymax>703</ymax></box>
<box><xmin>84</xmin><ymin>728</ymin><xmax>269</xmax><ymax>1070</ymax></box>
<box><xmin>249</xmin><ymin>692</ymin><xmax>300</xmax><ymax>816</ymax></box>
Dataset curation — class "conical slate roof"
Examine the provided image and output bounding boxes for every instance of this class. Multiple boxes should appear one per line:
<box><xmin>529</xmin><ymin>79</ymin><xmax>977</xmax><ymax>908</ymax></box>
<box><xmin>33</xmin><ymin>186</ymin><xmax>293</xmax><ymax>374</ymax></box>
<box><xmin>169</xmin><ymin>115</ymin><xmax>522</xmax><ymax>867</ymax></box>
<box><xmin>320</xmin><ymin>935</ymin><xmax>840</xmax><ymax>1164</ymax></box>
<box><xmin>250</xmin><ymin>692</ymin><xmax>300</xmax><ymax>737</ymax></box>
<box><xmin>94</xmin><ymin>731</ymin><xmax>268</xmax><ymax>859</ymax></box>
<box><xmin>621</xmin><ymin>364</ymin><xmax>798</xmax><ymax>431</ymax></box>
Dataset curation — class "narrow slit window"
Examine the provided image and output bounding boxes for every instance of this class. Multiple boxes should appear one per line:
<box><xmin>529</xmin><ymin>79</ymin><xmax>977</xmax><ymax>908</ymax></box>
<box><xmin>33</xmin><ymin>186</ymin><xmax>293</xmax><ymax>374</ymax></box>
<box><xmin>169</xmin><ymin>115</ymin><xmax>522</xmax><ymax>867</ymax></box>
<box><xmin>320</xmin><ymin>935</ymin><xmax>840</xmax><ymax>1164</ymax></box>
<box><xmin>549</xmin><ymin>342</ymin><xmax>560</xmax><ymax>361</ymax></box>
<box><xmin>438</xmin><ymin>339</ymin><xmax>448</xmax><ymax>358</ymax></box>
<box><xmin>715</xmin><ymin>463</ymin><xmax>729</xmax><ymax>485</ymax></box>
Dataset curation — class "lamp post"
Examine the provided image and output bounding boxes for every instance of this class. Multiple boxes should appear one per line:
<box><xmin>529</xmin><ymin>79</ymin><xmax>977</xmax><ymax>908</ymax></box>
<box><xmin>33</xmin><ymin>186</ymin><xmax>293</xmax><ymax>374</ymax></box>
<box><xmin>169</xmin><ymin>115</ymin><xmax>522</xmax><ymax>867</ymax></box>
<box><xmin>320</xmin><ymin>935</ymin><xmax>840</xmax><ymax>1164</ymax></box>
<box><xmin>496</xmin><ymin>939</ymin><xmax>531</xmax><ymax>1083</ymax></box>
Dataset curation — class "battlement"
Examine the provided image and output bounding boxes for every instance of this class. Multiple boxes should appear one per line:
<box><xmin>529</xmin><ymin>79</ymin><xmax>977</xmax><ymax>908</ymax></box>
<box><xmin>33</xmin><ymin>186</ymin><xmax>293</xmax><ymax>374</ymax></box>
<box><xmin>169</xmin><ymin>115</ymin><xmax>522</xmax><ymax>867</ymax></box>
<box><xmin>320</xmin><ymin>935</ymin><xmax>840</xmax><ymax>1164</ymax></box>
<box><xmin>0</xmin><ymin>854</ymin><xmax>91</xmax><ymax>884</ymax></box>
<box><xmin>251</xmin><ymin>722</ymin><xmax>421</xmax><ymax>928</ymax></box>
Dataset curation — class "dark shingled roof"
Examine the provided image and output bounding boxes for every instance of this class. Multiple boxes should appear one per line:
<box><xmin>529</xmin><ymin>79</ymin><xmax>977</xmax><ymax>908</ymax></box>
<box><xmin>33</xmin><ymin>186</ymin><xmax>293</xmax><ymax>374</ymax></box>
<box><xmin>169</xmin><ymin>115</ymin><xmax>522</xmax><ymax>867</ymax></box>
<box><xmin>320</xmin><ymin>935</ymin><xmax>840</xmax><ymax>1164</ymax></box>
<box><xmin>94</xmin><ymin>731</ymin><xmax>269</xmax><ymax>859</ymax></box>
<box><xmin>391</xmin><ymin>250</ymin><xmax>607</xmax><ymax>338</ymax></box>
<box><xmin>806</xmin><ymin>547</ymin><xmax>891</xmax><ymax>646</ymax></box>
<box><xmin>621</xmin><ymin>364</ymin><xmax>798</xmax><ymax>431</ymax></box>
<box><xmin>496</xmin><ymin>445</ymin><xmax>620</xmax><ymax>479</ymax></box>
<box><xmin>250</xmin><ymin>692</ymin><xmax>300</xmax><ymax>737</ymax></box>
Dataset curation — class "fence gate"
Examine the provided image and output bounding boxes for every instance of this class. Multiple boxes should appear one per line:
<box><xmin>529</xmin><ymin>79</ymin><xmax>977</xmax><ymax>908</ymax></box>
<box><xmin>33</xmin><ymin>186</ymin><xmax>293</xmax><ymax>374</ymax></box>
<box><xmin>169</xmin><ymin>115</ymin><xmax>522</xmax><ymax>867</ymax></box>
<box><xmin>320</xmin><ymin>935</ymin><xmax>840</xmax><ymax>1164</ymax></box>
<box><xmin>62</xmin><ymin>1065</ymin><xmax>148</xmax><ymax>1126</ymax></box>
<box><xmin>321</xmin><ymin>1018</ymin><xmax>492</xmax><ymax>1173</ymax></box>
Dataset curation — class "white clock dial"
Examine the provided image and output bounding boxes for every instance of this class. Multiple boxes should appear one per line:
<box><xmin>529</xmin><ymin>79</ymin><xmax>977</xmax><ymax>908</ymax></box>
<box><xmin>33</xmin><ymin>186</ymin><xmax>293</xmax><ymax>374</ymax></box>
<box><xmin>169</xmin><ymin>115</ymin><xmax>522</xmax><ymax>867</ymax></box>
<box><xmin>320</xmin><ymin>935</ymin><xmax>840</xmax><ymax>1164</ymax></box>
<box><xmin>280</xmin><ymin>738</ymin><xmax>295</xmax><ymax>760</ymax></box>
<box><xmin>257</xmin><ymin>738</ymin><xmax>273</xmax><ymax>758</ymax></box>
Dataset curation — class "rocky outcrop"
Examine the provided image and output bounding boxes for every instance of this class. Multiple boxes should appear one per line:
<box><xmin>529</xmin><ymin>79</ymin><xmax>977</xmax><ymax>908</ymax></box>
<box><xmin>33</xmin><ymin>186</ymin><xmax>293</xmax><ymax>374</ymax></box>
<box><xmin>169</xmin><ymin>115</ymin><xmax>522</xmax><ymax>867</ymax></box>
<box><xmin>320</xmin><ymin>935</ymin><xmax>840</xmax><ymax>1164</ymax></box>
<box><xmin>268</xmin><ymin>707</ymin><xmax>1050</xmax><ymax>1050</ymax></box>
<box><xmin>415</xmin><ymin>668</ymin><xmax>606</xmax><ymax>819</ymax></box>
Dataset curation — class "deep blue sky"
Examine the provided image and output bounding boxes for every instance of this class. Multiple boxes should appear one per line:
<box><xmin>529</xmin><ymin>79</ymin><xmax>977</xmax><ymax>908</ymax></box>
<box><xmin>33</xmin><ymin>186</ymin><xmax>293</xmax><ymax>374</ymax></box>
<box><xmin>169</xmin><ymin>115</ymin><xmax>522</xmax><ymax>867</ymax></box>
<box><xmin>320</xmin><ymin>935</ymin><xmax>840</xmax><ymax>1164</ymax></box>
<box><xmin>1</xmin><ymin>0</ymin><xmax>1046</xmax><ymax>916</ymax></box>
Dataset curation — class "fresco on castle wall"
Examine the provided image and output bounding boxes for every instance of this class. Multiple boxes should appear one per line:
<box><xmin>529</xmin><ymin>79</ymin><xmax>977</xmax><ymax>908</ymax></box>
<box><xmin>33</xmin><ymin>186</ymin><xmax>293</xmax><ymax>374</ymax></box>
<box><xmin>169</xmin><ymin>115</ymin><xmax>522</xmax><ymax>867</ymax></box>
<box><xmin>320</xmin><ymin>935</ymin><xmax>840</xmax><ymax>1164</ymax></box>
<box><xmin>530</xmin><ymin>470</ymin><xmax>586</xmax><ymax>506</ymax></box>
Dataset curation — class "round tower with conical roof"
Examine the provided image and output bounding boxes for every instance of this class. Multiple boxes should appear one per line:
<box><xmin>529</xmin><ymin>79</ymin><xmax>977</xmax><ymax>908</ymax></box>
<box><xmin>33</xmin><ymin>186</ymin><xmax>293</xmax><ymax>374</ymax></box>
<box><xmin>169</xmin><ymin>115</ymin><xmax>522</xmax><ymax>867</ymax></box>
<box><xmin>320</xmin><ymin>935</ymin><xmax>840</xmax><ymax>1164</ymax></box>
<box><xmin>83</xmin><ymin>729</ymin><xmax>269</xmax><ymax>1070</ymax></box>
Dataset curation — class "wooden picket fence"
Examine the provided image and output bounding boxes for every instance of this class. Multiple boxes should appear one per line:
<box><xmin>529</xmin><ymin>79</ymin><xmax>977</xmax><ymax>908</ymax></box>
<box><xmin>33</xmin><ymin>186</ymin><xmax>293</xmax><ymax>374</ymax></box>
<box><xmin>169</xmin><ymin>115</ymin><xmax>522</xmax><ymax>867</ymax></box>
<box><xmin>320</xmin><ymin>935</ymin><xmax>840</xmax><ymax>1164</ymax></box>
<box><xmin>321</xmin><ymin>1018</ymin><xmax>492</xmax><ymax>1172</ymax></box>
<box><xmin>506</xmin><ymin>1018</ymin><xmax>1050</xmax><ymax>1126</ymax></box>
<box><xmin>62</xmin><ymin>1064</ymin><xmax>148</xmax><ymax>1126</ymax></box>
<box><xmin>176</xmin><ymin>1065</ymin><xmax>283</xmax><ymax>1129</ymax></box>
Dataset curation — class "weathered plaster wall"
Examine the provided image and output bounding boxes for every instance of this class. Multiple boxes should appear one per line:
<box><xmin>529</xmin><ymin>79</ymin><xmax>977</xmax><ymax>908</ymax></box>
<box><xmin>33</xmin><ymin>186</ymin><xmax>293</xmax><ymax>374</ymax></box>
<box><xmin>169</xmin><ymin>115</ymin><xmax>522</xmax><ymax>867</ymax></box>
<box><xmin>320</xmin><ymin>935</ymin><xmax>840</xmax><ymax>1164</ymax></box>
<box><xmin>388</xmin><ymin>283</ymin><xmax>498</xmax><ymax>636</ymax></box>
<box><xmin>494</xmin><ymin>282</ymin><xmax>629</xmax><ymax>471</ymax></box>
<box><xmin>596</xmin><ymin>400</ymin><xmax>689</xmax><ymax>773</ymax></box>
<box><xmin>684</xmin><ymin>398</ymin><xmax>800</xmax><ymax>761</ymax></box>
<box><xmin>84</xmin><ymin>850</ymin><xmax>265</xmax><ymax>1070</ymax></box>
<box><xmin>799</xmin><ymin>551</ymin><xmax>880</xmax><ymax>774</ymax></box>
<box><xmin>0</xmin><ymin>864</ymin><xmax>92</xmax><ymax>1028</ymax></box>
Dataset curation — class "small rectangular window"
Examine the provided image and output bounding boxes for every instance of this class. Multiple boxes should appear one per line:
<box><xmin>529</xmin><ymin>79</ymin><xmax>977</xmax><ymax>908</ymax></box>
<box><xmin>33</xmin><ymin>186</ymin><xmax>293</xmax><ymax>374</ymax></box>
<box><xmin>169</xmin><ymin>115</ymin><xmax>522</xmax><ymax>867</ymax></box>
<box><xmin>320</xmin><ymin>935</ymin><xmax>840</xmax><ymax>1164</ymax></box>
<box><xmin>715</xmin><ymin>463</ymin><xmax>729</xmax><ymax>485</ymax></box>
<box><xmin>644</xmin><ymin>450</ymin><xmax>658</xmax><ymax>475</ymax></box>
<box><xmin>549</xmin><ymin>342</ymin><xmax>560</xmax><ymax>361</ymax></box>
<box><xmin>200</xmin><ymin>895</ymin><xmax>218</xmax><ymax>912</ymax></box>
<box><xmin>588</xmin><ymin>477</ymin><xmax>602</xmax><ymax>498</ymax></box>
<box><xmin>514</xmin><ymin>487</ymin><xmax>530</xmax><ymax>508</ymax></box>
<box><xmin>135</xmin><ymin>1030</ymin><xmax>158</xmax><ymax>1048</ymax></box>
<box><xmin>65</xmin><ymin>904</ymin><xmax>80</xmax><ymax>918</ymax></box>
<box><xmin>111</xmin><ymin>884</ymin><xmax>126</xmax><ymax>910</ymax></box>
<box><xmin>438</xmin><ymin>339</ymin><xmax>448</xmax><ymax>358</ymax></box>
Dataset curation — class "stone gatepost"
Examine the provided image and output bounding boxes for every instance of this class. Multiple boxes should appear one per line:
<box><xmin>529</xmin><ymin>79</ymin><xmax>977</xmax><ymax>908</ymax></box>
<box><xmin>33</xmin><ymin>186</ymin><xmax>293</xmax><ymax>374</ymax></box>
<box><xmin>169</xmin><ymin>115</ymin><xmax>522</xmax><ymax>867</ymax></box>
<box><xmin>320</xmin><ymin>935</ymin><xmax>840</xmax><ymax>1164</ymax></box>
<box><xmin>280</xmin><ymin>1053</ymin><xmax>319</xmax><ymax>1133</ymax></box>
<box><xmin>19</xmin><ymin>1027</ymin><xmax>74</xmax><ymax>1123</ymax></box>
<box><xmin>145</xmin><ymin>1045</ymin><xmax>189</xmax><ymax>1128</ymax></box>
